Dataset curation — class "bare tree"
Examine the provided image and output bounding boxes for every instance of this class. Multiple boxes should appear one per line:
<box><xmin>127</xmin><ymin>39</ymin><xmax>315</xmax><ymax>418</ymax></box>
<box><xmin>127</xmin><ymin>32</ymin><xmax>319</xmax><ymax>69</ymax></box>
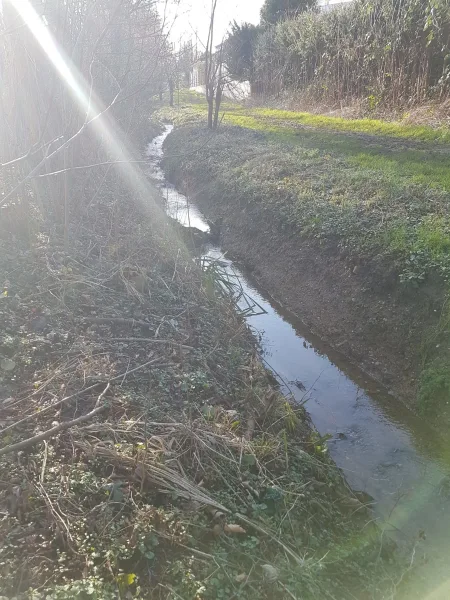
<box><xmin>0</xmin><ymin>0</ymin><xmax>174</xmax><ymax>241</ymax></box>
<box><xmin>204</xmin><ymin>0</ymin><xmax>225</xmax><ymax>130</ymax></box>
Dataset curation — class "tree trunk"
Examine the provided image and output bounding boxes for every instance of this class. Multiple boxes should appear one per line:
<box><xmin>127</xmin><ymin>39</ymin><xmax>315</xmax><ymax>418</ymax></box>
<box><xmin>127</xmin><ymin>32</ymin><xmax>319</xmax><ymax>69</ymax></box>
<box><xmin>207</xmin><ymin>82</ymin><xmax>214</xmax><ymax>129</ymax></box>
<box><xmin>169</xmin><ymin>79</ymin><xmax>174</xmax><ymax>107</ymax></box>
<box><xmin>207</xmin><ymin>98</ymin><xmax>214</xmax><ymax>129</ymax></box>
<box><xmin>213</xmin><ymin>82</ymin><xmax>223</xmax><ymax>129</ymax></box>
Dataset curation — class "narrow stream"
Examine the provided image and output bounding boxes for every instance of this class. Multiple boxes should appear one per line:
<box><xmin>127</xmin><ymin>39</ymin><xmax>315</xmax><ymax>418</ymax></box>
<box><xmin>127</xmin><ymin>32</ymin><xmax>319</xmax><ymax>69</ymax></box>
<box><xmin>147</xmin><ymin>126</ymin><xmax>450</xmax><ymax>598</ymax></box>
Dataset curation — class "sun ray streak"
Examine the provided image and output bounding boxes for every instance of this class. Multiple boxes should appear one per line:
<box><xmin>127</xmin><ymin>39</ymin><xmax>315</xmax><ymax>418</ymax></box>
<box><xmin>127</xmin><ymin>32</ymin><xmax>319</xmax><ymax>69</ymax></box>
<box><xmin>5</xmin><ymin>0</ymin><xmax>165</xmax><ymax>223</ymax></box>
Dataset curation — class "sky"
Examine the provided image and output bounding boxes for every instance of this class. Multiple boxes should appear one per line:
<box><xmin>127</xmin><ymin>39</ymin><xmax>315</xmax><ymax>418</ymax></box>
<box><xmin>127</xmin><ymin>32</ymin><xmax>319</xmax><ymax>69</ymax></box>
<box><xmin>160</xmin><ymin>0</ymin><xmax>265</xmax><ymax>48</ymax></box>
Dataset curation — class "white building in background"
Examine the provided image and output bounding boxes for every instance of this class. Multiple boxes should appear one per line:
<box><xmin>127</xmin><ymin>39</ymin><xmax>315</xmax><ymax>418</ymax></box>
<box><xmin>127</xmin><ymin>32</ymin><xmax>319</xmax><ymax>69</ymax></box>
<box><xmin>319</xmin><ymin>0</ymin><xmax>353</xmax><ymax>11</ymax></box>
<box><xmin>190</xmin><ymin>60</ymin><xmax>206</xmax><ymax>88</ymax></box>
<box><xmin>189</xmin><ymin>1</ymin><xmax>354</xmax><ymax>98</ymax></box>
<box><xmin>190</xmin><ymin>58</ymin><xmax>250</xmax><ymax>100</ymax></box>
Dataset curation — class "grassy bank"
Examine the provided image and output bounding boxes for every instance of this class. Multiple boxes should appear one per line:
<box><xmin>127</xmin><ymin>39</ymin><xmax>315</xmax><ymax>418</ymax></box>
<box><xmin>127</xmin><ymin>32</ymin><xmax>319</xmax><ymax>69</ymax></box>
<box><xmin>0</xmin><ymin>119</ymin><xmax>400</xmax><ymax>599</ymax></box>
<box><xmin>230</xmin><ymin>107</ymin><xmax>450</xmax><ymax>143</ymax></box>
<box><xmin>169</xmin><ymin>91</ymin><xmax>450</xmax><ymax>140</ymax></box>
<box><xmin>225</xmin><ymin>109</ymin><xmax>450</xmax><ymax>193</ymax></box>
<box><xmin>160</xmin><ymin>100</ymin><xmax>450</xmax><ymax>417</ymax></box>
<box><xmin>167</xmin><ymin>96</ymin><xmax>450</xmax><ymax>192</ymax></box>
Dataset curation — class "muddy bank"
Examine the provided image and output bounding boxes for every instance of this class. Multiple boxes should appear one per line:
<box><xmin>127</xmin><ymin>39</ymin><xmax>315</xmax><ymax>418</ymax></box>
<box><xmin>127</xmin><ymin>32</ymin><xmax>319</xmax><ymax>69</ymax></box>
<box><xmin>162</xmin><ymin>125</ymin><xmax>443</xmax><ymax>413</ymax></box>
<box><xmin>208</xmin><ymin>223</ymin><xmax>423</xmax><ymax>404</ymax></box>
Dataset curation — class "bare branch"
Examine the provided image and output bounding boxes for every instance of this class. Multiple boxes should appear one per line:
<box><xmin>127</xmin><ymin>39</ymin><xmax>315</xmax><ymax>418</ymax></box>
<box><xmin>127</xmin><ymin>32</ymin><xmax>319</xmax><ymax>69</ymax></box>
<box><xmin>0</xmin><ymin>359</ymin><xmax>173</xmax><ymax>437</ymax></box>
<box><xmin>0</xmin><ymin>384</ymin><xmax>111</xmax><ymax>458</ymax></box>
<box><xmin>36</xmin><ymin>160</ymin><xmax>148</xmax><ymax>178</ymax></box>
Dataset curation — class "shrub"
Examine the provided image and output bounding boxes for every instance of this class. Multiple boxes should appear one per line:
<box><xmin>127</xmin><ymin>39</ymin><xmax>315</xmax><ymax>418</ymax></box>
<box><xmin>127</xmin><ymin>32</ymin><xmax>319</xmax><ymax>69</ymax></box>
<box><xmin>253</xmin><ymin>0</ymin><xmax>450</xmax><ymax>107</ymax></box>
<box><xmin>419</xmin><ymin>359</ymin><xmax>450</xmax><ymax>416</ymax></box>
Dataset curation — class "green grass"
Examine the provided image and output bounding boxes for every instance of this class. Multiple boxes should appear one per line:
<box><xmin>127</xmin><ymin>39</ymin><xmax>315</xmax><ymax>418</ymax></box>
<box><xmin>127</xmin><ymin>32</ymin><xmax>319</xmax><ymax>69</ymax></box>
<box><xmin>170</xmin><ymin>90</ymin><xmax>450</xmax><ymax>141</ymax></box>
<box><xmin>246</xmin><ymin>107</ymin><xmax>450</xmax><ymax>143</ymax></box>
<box><xmin>163</xmin><ymin>95</ymin><xmax>450</xmax><ymax>287</ymax></box>
<box><xmin>217</xmin><ymin>109</ymin><xmax>450</xmax><ymax>193</ymax></box>
<box><xmin>158</xmin><ymin>93</ymin><xmax>450</xmax><ymax>191</ymax></box>
<box><xmin>350</xmin><ymin>151</ymin><xmax>450</xmax><ymax>191</ymax></box>
<box><xmin>163</xmin><ymin>117</ymin><xmax>450</xmax><ymax>287</ymax></box>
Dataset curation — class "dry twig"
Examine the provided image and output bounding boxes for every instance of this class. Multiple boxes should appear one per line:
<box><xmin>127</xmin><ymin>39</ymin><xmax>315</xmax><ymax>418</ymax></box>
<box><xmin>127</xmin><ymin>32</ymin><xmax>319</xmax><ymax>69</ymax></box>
<box><xmin>0</xmin><ymin>360</ymin><xmax>173</xmax><ymax>436</ymax></box>
<box><xmin>0</xmin><ymin>384</ymin><xmax>110</xmax><ymax>457</ymax></box>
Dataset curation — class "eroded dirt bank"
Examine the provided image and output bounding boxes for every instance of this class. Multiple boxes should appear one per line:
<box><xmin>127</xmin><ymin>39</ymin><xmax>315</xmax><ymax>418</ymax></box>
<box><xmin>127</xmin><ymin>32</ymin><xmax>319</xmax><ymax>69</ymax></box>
<box><xmin>162</xmin><ymin>125</ymin><xmax>444</xmax><ymax>412</ymax></box>
<box><xmin>208</xmin><ymin>223</ymin><xmax>423</xmax><ymax>403</ymax></box>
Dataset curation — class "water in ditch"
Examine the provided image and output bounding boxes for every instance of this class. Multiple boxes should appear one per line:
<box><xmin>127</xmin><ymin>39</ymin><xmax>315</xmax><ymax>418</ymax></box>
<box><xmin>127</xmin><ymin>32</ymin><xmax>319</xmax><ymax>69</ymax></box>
<box><xmin>147</xmin><ymin>125</ymin><xmax>450</xmax><ymax>599</ymax></box>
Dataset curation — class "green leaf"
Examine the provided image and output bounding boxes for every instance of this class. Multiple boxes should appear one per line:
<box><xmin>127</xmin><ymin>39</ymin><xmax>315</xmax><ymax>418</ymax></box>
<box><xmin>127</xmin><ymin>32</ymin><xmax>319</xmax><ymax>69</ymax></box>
<box><xmin>241</xmin><ymin>454</ymin><xmax>256</xmax><ymax>467</ymax></box>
